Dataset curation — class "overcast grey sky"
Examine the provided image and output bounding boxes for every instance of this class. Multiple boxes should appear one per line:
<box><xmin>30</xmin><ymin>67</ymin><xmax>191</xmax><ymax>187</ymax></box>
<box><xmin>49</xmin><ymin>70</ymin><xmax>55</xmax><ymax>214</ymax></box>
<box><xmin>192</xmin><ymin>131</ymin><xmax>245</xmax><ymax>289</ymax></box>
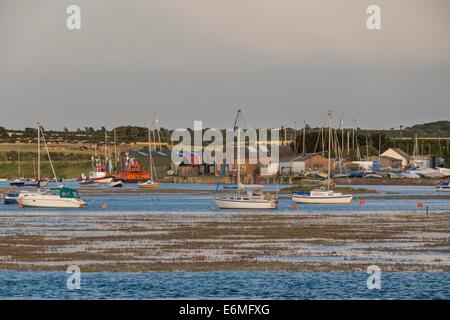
<box><xmin>0</xmin><ymin>0</ymin><xmax>449</xmax><ymax>130</ymax></box>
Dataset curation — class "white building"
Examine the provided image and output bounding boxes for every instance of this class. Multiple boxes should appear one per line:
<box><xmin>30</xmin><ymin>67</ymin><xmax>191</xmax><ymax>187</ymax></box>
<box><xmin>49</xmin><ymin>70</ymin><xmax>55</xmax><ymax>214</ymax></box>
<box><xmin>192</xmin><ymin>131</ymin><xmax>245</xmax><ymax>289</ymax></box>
<box><xmin>381</xmin><ymin>148</ymin><xmax>411</xmax><ymax>167</ymax></box>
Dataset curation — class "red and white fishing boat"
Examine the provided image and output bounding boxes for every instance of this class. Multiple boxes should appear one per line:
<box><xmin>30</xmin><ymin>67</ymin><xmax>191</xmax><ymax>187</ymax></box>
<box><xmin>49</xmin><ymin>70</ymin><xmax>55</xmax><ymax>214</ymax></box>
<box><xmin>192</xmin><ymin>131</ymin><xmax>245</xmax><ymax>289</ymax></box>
<box><xmin>79</xmin><ymin>157</ymin><xmax>115</xmax><ymax>184</ymax></box>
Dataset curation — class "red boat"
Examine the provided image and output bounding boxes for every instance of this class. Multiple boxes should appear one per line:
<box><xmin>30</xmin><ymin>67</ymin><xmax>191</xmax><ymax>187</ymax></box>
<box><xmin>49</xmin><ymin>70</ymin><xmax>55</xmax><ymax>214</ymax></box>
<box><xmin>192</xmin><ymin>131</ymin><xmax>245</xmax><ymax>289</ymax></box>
<box><xmin>118</xmin><ymin>153</ymin><xmax>150</xmax><ymax>183</ymax></box>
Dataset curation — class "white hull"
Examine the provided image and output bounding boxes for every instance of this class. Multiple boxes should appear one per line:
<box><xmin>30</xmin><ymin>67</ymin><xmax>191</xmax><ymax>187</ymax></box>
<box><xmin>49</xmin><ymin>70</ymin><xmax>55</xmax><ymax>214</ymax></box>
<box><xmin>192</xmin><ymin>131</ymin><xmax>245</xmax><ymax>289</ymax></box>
<box><xmin>436</xmin><ymin>187</ymin><xmax>450</xmax><ymax>192</ymax></box>
<box><xmin>214</xmin><ymin>198</ymin><xmax>277</xmax><ymax>209</ymax></box>
<box><xmin>18</xmin><ymin>194</ymin><xmax>86</xmax><ymax>208</ymax></box>
<box><xmin>292</xmin><ymin>194</ymin><xmax>353</xmax><ymax>204</ymax></box>
<box><xmin>89</xmin><ymin>177</ymin><xmax>114</xmax><ymax>184</ymax></box>
<box><xmin>438</xmin><ymin>168</ymin><xmax>450</xmax><ymax>178</ymax></box>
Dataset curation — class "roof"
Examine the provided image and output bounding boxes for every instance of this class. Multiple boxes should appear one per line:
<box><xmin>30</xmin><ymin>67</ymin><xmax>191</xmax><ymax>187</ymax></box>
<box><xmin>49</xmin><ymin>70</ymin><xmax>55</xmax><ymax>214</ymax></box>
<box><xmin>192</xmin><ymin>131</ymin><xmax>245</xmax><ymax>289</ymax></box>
<box><xmin>279</xmin><ymin>152</ymin><xmax>325</xmax><ymax>163</ymax></box>
<box><xmin>129</xmin><ymin>150</ymin><xmax>171</xmax><ymax>157</ymax></box>
<box><xmin>390</xmin><ymin>148</ymin><xmax>411</xmax><ymax>160</ymax></box>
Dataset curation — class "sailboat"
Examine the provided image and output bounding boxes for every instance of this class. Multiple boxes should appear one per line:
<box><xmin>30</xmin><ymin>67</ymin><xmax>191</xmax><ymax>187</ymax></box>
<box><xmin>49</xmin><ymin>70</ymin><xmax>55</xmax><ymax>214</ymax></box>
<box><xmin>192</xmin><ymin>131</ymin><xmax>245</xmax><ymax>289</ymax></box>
<box><xmin>292</xmin><ymin>111</ymin><xmax>353</xmax><ymax>204</ymax></box>
<box><xmin>17</xmin><ymin>122</ymin><xmax>87</xmax><ymax>208</ymax></box>
<box><xmin>10</xmin><ymin>145</ymin><xmax>25</xmax><ymax>187</ymax></box>
<box><xmin>138</xmin><ymin>123</ymin><xmax>160</xmax><ymax>189</ymax></box>
<box><xmin>214</xmin><ymin>110</ymin><xmax>278</xmax><ymax>209</ymax></box>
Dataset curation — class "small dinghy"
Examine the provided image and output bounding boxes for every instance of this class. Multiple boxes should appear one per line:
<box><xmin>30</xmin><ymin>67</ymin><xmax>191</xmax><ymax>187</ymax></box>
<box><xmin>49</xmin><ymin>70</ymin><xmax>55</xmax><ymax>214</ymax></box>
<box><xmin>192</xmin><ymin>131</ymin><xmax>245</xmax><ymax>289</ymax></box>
<box><xmin>79</xmin><ymin>180</ymin><xmax>100</xmax><ymax>187</ymax></box>
<box><xmin>436</xmin><ymin>181</ymin><xmax>450</xmax><ymax>192</ymax></box>
<box><xmin>2</xmin><ymin>192</ymin><xmax>19</xmax><ymax>204</ymax></box>
<box><xmin>137</xmin><ymin>180</ymin><xmax>160</xmax><ymax>188</ymax></box>
<box><xmin>109</xmin><ymin>181</ymin><xmax>123</xmax><ymax>188</ymax></box>
<box><xmin>10</xmin><ymin>179</ymin><xmax>25</xmax><ymax>187</ymax></box>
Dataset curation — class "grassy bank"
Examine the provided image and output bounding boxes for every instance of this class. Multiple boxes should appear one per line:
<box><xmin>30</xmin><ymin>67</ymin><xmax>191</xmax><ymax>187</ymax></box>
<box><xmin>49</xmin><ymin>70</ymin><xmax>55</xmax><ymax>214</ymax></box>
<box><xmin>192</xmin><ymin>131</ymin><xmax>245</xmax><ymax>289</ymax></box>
<box><xmin>0</xmin><ymin>160</ymin><xmax>91</xmax><ymax>179</ymax></box>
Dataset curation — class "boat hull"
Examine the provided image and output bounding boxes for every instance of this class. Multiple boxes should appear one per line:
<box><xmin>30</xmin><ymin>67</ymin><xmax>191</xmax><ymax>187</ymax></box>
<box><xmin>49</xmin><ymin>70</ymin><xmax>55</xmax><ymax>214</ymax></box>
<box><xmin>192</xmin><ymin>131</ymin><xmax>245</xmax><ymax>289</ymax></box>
<box><xmin>18</xmin><ymin>196</ymin><xmax>86</xmax><ymax>208</ymax></box>
<box><xmin>137</xmin><ymin>183</ymin><xmax>160</xmax><ymax>188</ymax></box>
<box><xmin>3</xmin><ymin>194</ymin><xmax>19</xmax><ymax>204</ymax></box>
<box><xmin>109</xmin><ymin>181</ymin><xmax>123</xmax><ymax>188</ymax></box>
<box><xmin>292</xmin><ymin>194</ymin><xmax>353</xmax><ymax>204</ymax></box>
<box><xmin>214</xmin><ymin>198</ymin><xmax>277</xmax><ymax>209</ymax></box>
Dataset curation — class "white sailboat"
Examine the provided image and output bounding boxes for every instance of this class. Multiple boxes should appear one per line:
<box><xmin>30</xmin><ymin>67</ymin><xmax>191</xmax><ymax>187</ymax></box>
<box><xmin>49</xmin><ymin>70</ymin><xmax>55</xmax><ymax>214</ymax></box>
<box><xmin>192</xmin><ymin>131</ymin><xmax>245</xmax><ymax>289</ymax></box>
<box><xmin>137</xmin><ymin>121</ymin><xmax>160</xmax><ymax>189</ymax></box>
<box><xmin>292</xmin><ymin>111</ymin><xmax>353</xmax><ymax>204</ymax></box>
<box><xmin>17</xmin><ymin>122</ymin><xmax>87</xmax><ymax>208</ymax></box>
<box><xmin>214</xmin><ymin>110</ymin><xmax>278</xmax><ymax>209</ymax></box>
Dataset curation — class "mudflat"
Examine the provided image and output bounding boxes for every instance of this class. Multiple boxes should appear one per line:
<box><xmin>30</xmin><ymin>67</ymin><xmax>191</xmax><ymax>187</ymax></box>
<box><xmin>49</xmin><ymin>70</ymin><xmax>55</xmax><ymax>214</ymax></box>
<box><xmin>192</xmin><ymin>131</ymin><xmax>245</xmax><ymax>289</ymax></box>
<box><xmin>0</xmin><ymin>210</ymin><xmax>448</xmax><ymax>272</ymax></box>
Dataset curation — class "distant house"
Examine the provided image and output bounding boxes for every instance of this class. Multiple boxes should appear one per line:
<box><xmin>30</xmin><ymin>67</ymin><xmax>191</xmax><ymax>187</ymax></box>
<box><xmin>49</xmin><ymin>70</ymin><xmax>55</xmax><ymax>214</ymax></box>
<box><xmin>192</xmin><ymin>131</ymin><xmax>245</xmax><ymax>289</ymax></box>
<box><xmin>261</xmin><ymin>147</ymin><xmax>331</xmax><ymax>176</ymax></box>
<box><xmin>351</xmin><ymin>160</ymin><xmax>374</xmax><ymax>171</ymax></box>
<box><xmin>381</xmin><ymin>148</ymin><xmax>411</xmax><ymax>167</ymax></box>
<box><xmin>411</xmin><ymin>155</ymin><xmax>430</xmax><ymax>169</ymax></box>
<box><xmin>129</xmin><ymin>150</ymin><xmax>172</xmax><ymax>177</ymax></box>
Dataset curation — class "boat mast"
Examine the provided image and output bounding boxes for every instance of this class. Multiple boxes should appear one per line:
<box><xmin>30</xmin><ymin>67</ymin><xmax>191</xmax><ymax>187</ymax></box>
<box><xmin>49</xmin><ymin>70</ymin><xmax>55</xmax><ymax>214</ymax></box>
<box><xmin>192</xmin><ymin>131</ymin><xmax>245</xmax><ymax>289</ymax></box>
<box><xmin>147</xmin><ymin>124</ymin><xmax>155</xmax><ymax>180</ymax></box>
<box><xmin>17</xmin><ymin>144</ymin><xmax>21</xmax><ymax>179</ymax></box>
<box><xmin>104</xmin><ymin>130</ymin><xmax>108</xmax><ymax>169</ymax></box>
<box><xmin>234</xmin><ymin>109</ymin><xmax>242</xmax><ymax>186</ymax></box>
<box><xmin>113</xmin><ymin>127</ymin><xmax>118</xmax><ymax>169</ymax></box>
<box><xmin>37</xmin><ymin>122</ymin><xmax>40</xmax><ymax>183</ymax></box>
<box><xmin>303</xmin><ymin>120</ymin><xmax>306</xmax><ymax>155</ymax></box>
<box><xmin>327</xmin><ymin>111</ymin><xmax>332</xmax><ymax>190</ymax></box>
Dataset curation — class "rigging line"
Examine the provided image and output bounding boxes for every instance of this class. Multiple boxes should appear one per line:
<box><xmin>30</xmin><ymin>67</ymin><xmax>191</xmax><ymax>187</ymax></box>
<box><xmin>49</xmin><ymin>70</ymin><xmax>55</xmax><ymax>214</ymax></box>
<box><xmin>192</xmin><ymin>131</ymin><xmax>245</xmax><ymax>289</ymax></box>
<box><xmin>40</xmin><ymin>126</ymin><xmax>60</xmax><ymax>188</ymax></box>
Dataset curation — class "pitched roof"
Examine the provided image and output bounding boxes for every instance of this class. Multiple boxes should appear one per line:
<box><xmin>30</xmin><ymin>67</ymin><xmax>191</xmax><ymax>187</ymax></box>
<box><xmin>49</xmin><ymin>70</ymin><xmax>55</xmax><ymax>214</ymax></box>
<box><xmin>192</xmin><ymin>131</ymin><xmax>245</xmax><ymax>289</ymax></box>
<box><xmin>391</xmin><ymin>148</ymin><xmax>411</xmax><ymax>160</ymax></box>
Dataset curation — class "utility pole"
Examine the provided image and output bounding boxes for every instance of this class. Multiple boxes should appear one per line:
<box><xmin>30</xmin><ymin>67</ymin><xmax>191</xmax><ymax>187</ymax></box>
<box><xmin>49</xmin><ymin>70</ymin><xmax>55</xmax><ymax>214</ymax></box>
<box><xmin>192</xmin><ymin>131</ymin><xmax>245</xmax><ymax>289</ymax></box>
<box><xmin>293</xmin><ymin>121</ymin><xmax>297</xmax><ymax>153</ymax></box>
<box><xmin>347</xmin><ymin>131</ymin><xmax>350</xmax><ymax>156</ymax></box>
<box><xmin>378</xmin><ymin>133</ymin><xmax>381</xmax><ymax>161</ymax></box>
<box><xmin>366</xmin><ymin>136</ymin><xmax>369</xmax><ymax>160</ymax></box>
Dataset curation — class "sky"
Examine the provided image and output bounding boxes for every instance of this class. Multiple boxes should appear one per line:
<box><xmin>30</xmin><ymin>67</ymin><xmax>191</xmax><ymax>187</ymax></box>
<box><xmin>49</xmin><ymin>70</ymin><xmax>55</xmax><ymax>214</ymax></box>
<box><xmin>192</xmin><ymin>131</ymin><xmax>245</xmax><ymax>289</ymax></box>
<box><xmin>0</xmin><ymin>0</ymin><xmax>449</xmax><ymax>130</ymax></box>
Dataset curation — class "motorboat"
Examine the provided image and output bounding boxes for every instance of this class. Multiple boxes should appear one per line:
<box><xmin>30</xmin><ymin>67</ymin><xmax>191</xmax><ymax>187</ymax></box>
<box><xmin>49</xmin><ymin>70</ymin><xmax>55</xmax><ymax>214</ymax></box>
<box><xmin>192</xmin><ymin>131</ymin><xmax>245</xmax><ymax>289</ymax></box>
<box><xmin>16</xmin><ymin>122</ymin><xmax>87</xmax><ymax>209</ymax></box>
<box><xmin>18</xmin><ymin>187</ymin><xmax>86</xmax><ymax>208</ymax></box>
<box><xmin>137</xmin><ymin>180</ymin><xmax>159</xmax><ymax>188</ymax></box>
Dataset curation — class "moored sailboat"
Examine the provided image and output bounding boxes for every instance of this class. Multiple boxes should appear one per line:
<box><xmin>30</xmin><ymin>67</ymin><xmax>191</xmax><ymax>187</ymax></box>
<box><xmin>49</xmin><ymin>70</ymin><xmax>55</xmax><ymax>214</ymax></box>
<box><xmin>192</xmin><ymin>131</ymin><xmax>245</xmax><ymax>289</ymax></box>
<box><xmin>214</xmin><ymin>109</ymin><xmax>278</xmax><ymax>209</ymax></box>
<box><xmin>137</xmin><ymin>121</ymin><xmax>160</xmax><ymax>189</ymax></box>
<box><xmin>17</xmin><ymin>122</ymin><xmax>87</xmax><ymax>209</ymax></box>
<box><xmin>292</xmin><ymin>111</ymin><xmax>353</xmax><ymax>205</ymax></box>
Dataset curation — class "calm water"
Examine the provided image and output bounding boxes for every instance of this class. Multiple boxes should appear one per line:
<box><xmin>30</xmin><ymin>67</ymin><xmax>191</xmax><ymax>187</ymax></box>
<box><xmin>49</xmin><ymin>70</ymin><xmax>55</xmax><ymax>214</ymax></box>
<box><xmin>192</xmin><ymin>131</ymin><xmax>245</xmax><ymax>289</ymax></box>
<box><xmin>1</xmin><ymin>183</ymin><xmax>449</xmax><ymax>213</ymax></box>
<box><xmin>0</xmin><ymin>271</ymin><xmax>448</xmax><ymax>299</ymax></box>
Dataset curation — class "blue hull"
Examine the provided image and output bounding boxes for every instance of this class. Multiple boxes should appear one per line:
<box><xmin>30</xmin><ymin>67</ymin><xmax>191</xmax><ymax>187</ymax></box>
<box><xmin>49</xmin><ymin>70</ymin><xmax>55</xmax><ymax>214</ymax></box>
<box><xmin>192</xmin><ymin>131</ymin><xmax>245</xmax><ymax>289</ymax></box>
<box><xmin>3</xmin><ymin>193</ymin><xmax>19</xmax><ymax>205</ymax></box>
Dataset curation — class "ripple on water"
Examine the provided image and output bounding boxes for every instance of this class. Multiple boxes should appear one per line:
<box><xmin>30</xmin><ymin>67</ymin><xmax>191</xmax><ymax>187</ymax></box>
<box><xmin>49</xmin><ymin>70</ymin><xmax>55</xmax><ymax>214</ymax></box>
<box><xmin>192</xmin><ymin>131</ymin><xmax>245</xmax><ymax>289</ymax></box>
<box><xmin>0</xmin><ymin>271</ymin><xmax>448</xmax><ymax>299</ymax></box>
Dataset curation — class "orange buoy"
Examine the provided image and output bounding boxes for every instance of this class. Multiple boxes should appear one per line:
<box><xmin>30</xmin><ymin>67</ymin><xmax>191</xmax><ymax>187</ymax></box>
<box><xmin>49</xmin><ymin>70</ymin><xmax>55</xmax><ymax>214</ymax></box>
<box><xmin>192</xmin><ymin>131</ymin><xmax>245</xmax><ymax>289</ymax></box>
<box><xmin>359</xmin><ymin>200</ymin><xmax>366</xmax><ymax>205</ymax></box>
<box><xmin>19</xmin><ymin>204</ymin><xmax>24</xmax><ymax>208</ymax></box>
<box><xmin>101</xmin><ymin>203</ymin><xmax>107</xmax><ymax>209</ymax></box>
<box><xmin>291</xmin><ymin>205</ymin><xmax>299</xmax><ymax>210</ymax></box>
<box><xmin>417</xmin><ymin>202</ymin><xmax>424</xmax><ymax>208</ymax></box>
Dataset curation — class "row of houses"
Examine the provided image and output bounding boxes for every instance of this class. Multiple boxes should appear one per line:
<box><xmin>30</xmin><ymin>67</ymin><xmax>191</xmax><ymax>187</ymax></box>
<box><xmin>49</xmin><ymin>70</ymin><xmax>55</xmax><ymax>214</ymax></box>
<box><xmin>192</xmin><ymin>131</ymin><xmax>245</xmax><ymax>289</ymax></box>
<box><xmin>126</xmin><ymin>146</ymin><xmax>446</xmax><ymax>179</ymax></box>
